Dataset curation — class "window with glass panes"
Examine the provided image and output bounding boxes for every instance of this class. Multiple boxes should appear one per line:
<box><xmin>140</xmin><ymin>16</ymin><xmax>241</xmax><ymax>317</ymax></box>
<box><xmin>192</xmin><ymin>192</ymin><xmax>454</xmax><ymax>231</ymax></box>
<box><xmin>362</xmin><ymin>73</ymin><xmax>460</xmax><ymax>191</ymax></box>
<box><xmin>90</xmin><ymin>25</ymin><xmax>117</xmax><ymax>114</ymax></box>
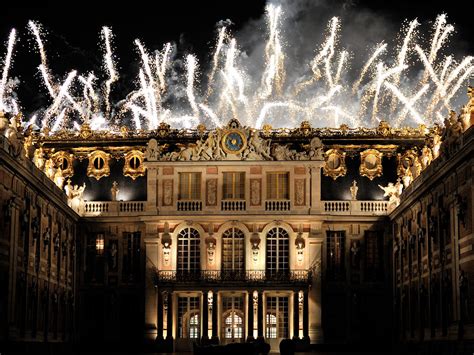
<box><xmin>266</xmin><ymin>227</ymin><xmax>289</xmax><ymax>276</ymax></box>
<box><xmin>179</xmin><ymin>172</ymin><xmax>201</xmax><ymax>200</ymax></box>
<box><xmin>266</xmin><ymin>172</ymin><xmax>289</xmax><ymax>199</ymax></box>
<box><xmin>222</xmin><ymin>228</ymin><xmax>245</xmax><ymax>273</ymax></box>
<box><xmin>223</xmin><ymin>172</ymin><xmax>245</xmax><ymax>199</ymax></box>
<box><xmin>177</xmin><ymin>228</ymin><xmax>200</xmax><ymax>274</ymax></box>
<box><xmin>265</xmin><ymin>296</ymin><xmax>288</xmax><ymax>338</ymax></box>
<box><xmin>222</xmin><ymin>296</ymin><xmax>244</xmax><ymax>340</ymax></box>
<box><xmin>177</xmin><ymin>296</ymin><xmax>200</xmax><ymax>339</ymax></box>
<box><xmin>326</xmin><ymin>231</ymin><xmax>345</xmax><ymax>280</ymax></box>
<box><xmin>365</xmin><ymin>231</ymin><xmax>383</xmax><ymax>281</ymax></box>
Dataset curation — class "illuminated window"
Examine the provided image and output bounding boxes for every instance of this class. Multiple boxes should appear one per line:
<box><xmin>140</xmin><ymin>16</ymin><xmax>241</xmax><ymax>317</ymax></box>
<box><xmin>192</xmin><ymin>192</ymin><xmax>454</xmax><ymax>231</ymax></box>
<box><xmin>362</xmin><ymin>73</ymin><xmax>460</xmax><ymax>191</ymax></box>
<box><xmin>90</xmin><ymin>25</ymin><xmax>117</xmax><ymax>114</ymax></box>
<box><xmin>179</xmin><ymin>172</ymin><xmax>201</xmax><ymax>200</ymax></box>
<box><xmin>224</xmin><ymin>312</ymin><xmax>243</xmax><ymax>339</ymax></box>
<box><xmin>222</xmin><ymin>296</ymin><xmax>244</xmax><ymax>340</ymax></box>
<box><xmin>266</xmin><ymin>227</ymin><xmax>289</xmax><ymax>277</ymax></box>
<box><xmin>266</xmin><ymin>172</ymin><xmax>289</xmax><ymax>200</ymax></box>
<box><xmin>177</xmin><ymin>228</ymin><xmax>200</xmax><ymax>274</ymax></box>
<box><xmin>95</xmin><ymin>234</ymin><xmax>105</xmax><ymax>255</ymax></box>
<box><xmin>265</xmin><ymin>296</ymin><xmax>288</xmax><ymax>339</ymax></box>
<box><xmin>177</xmin><ymin>296</ymin><xmax>200</xmax><ymax>339</ymax></box>
<box><xmin>223</xmin><ymin>172</ymin><xmax>245</xmax><ymax>200</ymax></box>
<box><xmin>222</xmin><ymin>228</ymin><xmax>245</xmax><ymax>273</ymax></box>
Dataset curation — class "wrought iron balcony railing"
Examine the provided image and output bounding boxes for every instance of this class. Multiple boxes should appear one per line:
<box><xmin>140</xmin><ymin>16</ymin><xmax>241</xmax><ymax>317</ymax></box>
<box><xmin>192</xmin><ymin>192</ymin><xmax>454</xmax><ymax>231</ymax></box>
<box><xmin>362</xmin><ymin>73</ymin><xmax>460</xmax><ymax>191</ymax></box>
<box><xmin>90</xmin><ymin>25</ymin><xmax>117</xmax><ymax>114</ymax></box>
<box><xmin>154</xmin><ymin>269</ymin><xmax>311</xmax><ymax>284</ymax></box>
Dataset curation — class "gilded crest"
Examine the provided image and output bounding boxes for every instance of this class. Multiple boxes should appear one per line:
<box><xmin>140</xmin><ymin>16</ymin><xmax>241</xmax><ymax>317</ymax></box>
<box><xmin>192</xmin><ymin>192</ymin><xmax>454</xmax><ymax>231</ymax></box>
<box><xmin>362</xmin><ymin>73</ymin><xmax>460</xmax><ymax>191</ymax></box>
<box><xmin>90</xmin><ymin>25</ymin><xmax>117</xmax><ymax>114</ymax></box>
<box><xmin>51</xmin><ymin>151</ymin><xmax>74</xmax><ymax>178</ymax></box>
<box><xmin>323</xmin><ymin>149</ymin><xmax>347</xmax><ymax>180</ymax></box>
<box><xmin>87</xmin><ymin>150</ymin><xmax>111</xmax><ymax>180</ymax></box>
<box><xmin>123</xmin><ymin>150</ymin><xmax>146</xmax><ymax>180</ymax></box>
<box><xmin>359</xmin><ymin>149</ymin><xmax>383</xmax><ymax>180</ymax></box>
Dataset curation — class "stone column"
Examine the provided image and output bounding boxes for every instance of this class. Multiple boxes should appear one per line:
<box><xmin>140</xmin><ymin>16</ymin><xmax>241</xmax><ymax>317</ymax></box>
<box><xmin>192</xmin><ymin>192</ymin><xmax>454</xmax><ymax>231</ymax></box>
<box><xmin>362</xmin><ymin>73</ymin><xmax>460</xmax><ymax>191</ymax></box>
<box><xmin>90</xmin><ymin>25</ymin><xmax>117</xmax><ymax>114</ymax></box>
<box><xmin>157</xmin><ymin>291</ymin><xmax>163</xmax><ymax>340</ymax></box>
<box><xmin>202</xmin><ymin>291</ymin><xmax>209</xmax><ymax>341</ymax></box>
<box><xmin>310</xmin><ymin>166</ymin><xmax>322</xmax><ymax>214</ymax></box>
<box><xmin>303</xmin><ymin>289</ymin><xmax>309</xmax><ymax>341</ymax></box>
<box><xmin>247</xmin><ymin>291</ymin><xmax>254</xmax><ymax>341</ymax></box>
<box><xmin>166</xmin><ymin>293</ymin><xmax>173</xmax><ymax>340</ymax></box>
<box><xmin>293</xmin><ymin>291</ymin><xmax>300</xmax><ymax>339</ymax></box>
<box><xmin>211</xmin><ymin>291</ymin><xmax>218</xmax><ymax>341</ymax></box>
<box><xmin>257</xmin><ymin>291</ymin><xmax>264</xmax><ymax>339</ymax></box>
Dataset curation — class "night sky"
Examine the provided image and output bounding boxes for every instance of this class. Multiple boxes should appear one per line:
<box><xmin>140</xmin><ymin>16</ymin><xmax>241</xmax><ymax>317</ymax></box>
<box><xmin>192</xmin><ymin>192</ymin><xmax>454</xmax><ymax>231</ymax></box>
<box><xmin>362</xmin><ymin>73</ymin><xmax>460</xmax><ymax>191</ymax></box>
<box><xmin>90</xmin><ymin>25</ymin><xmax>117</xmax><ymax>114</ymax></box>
<box><xmin>0</xmin><ymin>0</ymin><xmax>472</xmax><ymax>114</ymax></box>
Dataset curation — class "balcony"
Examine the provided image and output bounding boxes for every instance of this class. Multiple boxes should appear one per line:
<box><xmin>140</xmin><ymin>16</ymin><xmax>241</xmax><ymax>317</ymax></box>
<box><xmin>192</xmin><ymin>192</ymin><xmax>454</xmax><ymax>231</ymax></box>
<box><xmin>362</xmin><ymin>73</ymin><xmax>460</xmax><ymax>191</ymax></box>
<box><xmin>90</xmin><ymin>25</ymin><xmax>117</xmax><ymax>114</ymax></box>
<box><xmin>221</xmin><ymin>199</ymin><xmax>246</xmax><ymax>211</ymax></box>
<box><xmin>177</xmin><ymin>200</ymin><xmax>202</xmax><ymax>211</ymax></box>
<box><xmin>154</xmin><ymin>269</ymin><xmax>311</xmax><ymax>285</ymax></box>
<box><xmin>265</xmin><ymin>199</ymin><xmax>291</xmax><ymax>212</ymax></box>
<box><xmin>83</xmin><ymin>201</ymin><xmax>146</xmax><ymax>217</ymax></box>
<box><xmin>322</xmin><ymin>200</ymin><xmax>388</xmax><ymax>216</ymax></box>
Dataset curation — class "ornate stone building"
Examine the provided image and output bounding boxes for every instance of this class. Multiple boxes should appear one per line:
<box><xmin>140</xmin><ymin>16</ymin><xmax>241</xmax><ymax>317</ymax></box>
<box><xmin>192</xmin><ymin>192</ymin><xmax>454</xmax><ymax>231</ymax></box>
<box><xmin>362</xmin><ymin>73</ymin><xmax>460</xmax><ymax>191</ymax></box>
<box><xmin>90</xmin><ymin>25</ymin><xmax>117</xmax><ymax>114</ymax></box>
<box><xmin>0</xmin><ymin>89</ymin><xmax>473</xmax><ymax>352</ymax></box>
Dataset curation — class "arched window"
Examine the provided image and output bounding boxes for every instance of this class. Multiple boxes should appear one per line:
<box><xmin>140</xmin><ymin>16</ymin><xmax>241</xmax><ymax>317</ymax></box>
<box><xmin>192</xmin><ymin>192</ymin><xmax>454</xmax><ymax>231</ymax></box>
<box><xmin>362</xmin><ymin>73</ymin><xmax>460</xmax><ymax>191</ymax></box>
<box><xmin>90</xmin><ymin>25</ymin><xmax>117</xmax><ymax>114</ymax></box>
<box><xmin>189</xmin><ymin>313</ymin><xmax>200</xmax><ymax>339</ymax></box>
<box><xmin>224</xmin><ymin>311</ymin><xmax>243</xmax><ymax>339</ymax></box>
<box><xmin>222</xmin><ymin>228</ymin><xmax>245</xmax><ymax>275</ymax></box>
<box><xmin>265</xmin><ymin>313</ymin><xmax>277</xmax><ymax>338</ymax></box>
<box><xmin>266</xmin><ymin>227</ymin><xmax>289</xmax><ymax>277</ymax></box>
<box><xmin>177</xmin><ymin>228</ymin><xmax>200</xmax><ymax>275</ymax></box>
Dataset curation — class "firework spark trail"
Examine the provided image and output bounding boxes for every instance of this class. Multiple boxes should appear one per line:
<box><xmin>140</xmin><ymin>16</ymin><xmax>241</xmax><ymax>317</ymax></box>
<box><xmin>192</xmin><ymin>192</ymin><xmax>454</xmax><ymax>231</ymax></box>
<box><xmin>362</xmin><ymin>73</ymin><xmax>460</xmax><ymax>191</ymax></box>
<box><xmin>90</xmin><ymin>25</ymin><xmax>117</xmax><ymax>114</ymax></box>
<box><xmin>394</xmin><ymin>84</ymin><xmax>430</xmax><ymax>126</ymax></box>
<box><xmin>51</xmin><ymin>108</ymin><xmax>67</xmax><ymax>132</ymax></box>
<box><xmin>199</xmin><ymin>103</ymin><xmax>222</xmax><ymax>127</ymax></box>
<box><xmin>135</xmin><ymin>39</ymin><xmax>161</xmax><ymax>106</ymax></box>
<box><xmin>44</xmin><ymin>70</ymin><xmax>77</xmax><ymax>123</ymax></box>
<box><xmin>185</xmin><ymin>54</ymin><xmax>199</xmax><ymax>118</ymax></box>
<box><xmin>440</xmin><ymin>56</ymin><xmax>452</xmax><ymax>82</ymax></box>
<box><xmin>321</xmin><ymin>105</ymin><xmax>355</xmax><ymax>127</ymax></box>
<box><xmin>443</xmin><ymin>66</ymin><xmax>474</xmax><ymax>109</ymax></box>
<box><xmin>352</xmin><ymin>42</ymin><xmax>387</xmax><ymax>93</ymax></box>
<box><xmin>389</xmin><ymin>19</ymin><xmax>419</xmax><ymax>112</ymax></box>
<box><xmin>371</xmin><ymin>63</ymin><xmax>408</xmax><ymax>123</ymax></box>
<box><xmin>0</xmin><ymin>29</ymin><xmax>16</xmax><ymax>111</ymax></box>
<box><xmin>256</xmin><ymin>101</ymin><xmax>303</xmax><ymax>129</ymax></box>
<box><xmin>79</xmin><ymin>73</ymin><xmax>99</xmax><ymax>118</ymax></box>
<box><xmin>260</xmin><ymin>4</ymin><xmax>285</xmax><ymax>99</ymax></box>
<box><xmin>101</xmin><ymin>26</ymin><xmax>118</xmax><ymax>119</ymax></box>
<box><xmin>28</xmin><ymin>21</ymin><xmax>57</xmax><ymax>98</ymax></box>
<box><xmin>138</xmin><ymin>69</ymin><xmax>158</xmax><ymax>129</ymax></box>
<box><xmin>155</xmin><ymin>42</ymin><xmax>171</xmax><ymax>92</ymax></box>
<box><xmin>205</xmin><ymin>27</ymin><xmax>227</xmax><ymax>101</ymax></box>
<box><xmin>334</xmin><ymin>51</ymin><xmax>347</xmax><ymax>85</ymax></box>
<box><xmin>310</xmin><ymin>85</ymin><xmax>342</xmax><ymax>112</ymax></box>
<box><xmin>311</xmin><ymin>17</ymin><xmax>339</xmax><ymax>86</ymax></box>
<box><xmin>384</xmin><ymin>82</ymin><xmax>425</xmax><ymax>124</ymax></box>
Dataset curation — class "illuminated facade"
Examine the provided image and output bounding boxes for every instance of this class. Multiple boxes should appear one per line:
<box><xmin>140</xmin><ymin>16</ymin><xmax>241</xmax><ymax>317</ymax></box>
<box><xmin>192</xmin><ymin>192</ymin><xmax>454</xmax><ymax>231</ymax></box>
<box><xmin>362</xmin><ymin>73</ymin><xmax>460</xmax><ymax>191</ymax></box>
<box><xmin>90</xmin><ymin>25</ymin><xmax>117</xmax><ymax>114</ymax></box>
<box><xmin>0</xmin><ymin>89</ymin><xmax>473</xmax><ymax>351</ymax></box>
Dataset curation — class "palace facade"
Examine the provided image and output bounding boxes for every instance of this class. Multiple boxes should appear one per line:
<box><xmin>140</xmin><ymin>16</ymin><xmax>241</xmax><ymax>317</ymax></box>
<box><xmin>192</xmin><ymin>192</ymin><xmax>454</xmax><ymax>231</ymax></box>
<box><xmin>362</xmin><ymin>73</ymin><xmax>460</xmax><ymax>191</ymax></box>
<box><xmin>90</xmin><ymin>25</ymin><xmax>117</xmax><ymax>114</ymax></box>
<box><xmin>0</xmin><ymin>88</ymin><xmax>473</xmax><ymax>352</ymax></box>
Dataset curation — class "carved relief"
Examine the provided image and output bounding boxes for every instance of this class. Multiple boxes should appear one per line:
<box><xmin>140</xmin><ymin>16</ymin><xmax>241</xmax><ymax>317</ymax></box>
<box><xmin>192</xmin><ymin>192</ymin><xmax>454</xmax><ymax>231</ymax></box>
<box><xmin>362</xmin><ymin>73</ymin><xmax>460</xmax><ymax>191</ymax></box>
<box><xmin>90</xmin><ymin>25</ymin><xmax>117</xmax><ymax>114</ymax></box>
<box><xmin>162</xmin><ymin>179</ymin><xmax>173</xmax><ymax>206</ymax></box>
<box><xmin>87</xmin><ymin>150</ymin><xmax>111</xmax><ymax>180</ymax></box>
<box><xmin>295</xmin><ymin>179</ymin><xmax>305</xmax><ymax>206</ymax></box>
<box><xmin>51</xmin><ymin>151</ymin><xmax>74</xmax><ymax>178</ymax></box>
<box><xmin>359</xmin><ymin>149</ymin><xmax>383</xmax><ymax>180</ymax></box>
<box><xmin>250</xmin><ymin>179</ymin><xmax>261</xmax><ymax>206</ymax></box>
<box><xmin>206</xmin><ymin>179</ymin><xmax>217</xmax><ymax>206</ymax></box>
<box><xmin>323</xmin><ymin>149</ymin><xmax>347</xmax><ymax>180</ymax></box>
<box><xmin>123</xmin><ymin>150</ymin><xmax>145</xmax><ymax>180</ymax></box>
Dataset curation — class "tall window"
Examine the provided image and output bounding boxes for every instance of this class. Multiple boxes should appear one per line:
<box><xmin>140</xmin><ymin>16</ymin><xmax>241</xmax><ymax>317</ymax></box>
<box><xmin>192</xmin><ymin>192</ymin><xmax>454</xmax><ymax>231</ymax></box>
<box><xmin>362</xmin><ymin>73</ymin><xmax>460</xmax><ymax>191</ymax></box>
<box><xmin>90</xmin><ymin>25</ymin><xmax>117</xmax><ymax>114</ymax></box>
<box><xmin>266</xmin><ymin>172</ymin><xmax>289</xmax><ymax>199</ymax></box>
<box><xmin>222</xmin><ymin>228</ymin><xmax>245</xmax><ymax>274</ymax></box>
<box><xmin>265</xmin><ymin>296</ymin><xmax>289</xmax><ymax>339</ymax></box>
<box><xmin>222</xmin><ymin>296</ymin><xmax>244</xmax><ymax>341</ymax></box>
<box><xmin>327</xmin><ymin>231</ymin><xmax>345</xmax><ymax>281</ymax></box>
<box><xmin>122</xmin><ymin>232</ymin><xmax>141</xmax><ymax>282</ymax></box>
<box><xmin>223</xmin><ymin>172</ymin><xmax>245</xmax><ymax>199</ymax></box>
<box><xmin>177</xmin><ymin>296</ymin><xmax>200</xmax><ymax>339</ymax></box>
<box><xmin>365</xmin><ymin>231</ymin><xmax>383</xmax><ymax>281</ymax></box>
<box><xmin>266</xmin><ymin>227</ymin><xmax>289</xmax><ymax>277</ymax></box>
<box><xmin>179</xmin><ymin>172</ymin><xmax>201</xmax><ymax>200</ymax></box>
<box><xmin>177</xmin><ymin>228</ymin><xmax>200</xmax><ymax>274</ymax></box>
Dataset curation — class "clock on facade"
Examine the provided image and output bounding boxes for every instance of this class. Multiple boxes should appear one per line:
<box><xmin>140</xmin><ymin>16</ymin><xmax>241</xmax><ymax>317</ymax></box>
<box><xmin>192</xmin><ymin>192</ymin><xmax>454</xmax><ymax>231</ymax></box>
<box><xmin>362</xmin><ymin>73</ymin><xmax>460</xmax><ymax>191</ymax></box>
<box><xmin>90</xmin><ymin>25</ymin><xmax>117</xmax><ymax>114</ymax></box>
<box><xmin>221</xmin><ymin>130</ymin><xmax>247</xmax><ymax>155</ymax></box>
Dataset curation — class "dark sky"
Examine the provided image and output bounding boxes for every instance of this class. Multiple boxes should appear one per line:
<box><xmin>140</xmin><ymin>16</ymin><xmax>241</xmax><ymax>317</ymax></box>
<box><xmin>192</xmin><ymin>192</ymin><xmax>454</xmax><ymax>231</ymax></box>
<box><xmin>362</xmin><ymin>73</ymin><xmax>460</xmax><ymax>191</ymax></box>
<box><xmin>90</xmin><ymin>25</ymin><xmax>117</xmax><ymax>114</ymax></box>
<box><xmin>0</xmin><ymin>0</ymin><xmax>472</xmax><ymax>113</ymax></box>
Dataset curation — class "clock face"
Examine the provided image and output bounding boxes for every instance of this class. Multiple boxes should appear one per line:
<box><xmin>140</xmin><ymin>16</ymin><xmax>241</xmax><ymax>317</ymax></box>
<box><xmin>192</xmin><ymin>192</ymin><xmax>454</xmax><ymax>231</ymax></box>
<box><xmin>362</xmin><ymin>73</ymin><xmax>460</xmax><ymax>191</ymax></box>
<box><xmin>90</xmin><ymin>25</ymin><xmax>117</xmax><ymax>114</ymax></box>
<box><xmin>222</xmin><ymin>130</ymin><xmax>247</xmax><ymax>154</ymax></box>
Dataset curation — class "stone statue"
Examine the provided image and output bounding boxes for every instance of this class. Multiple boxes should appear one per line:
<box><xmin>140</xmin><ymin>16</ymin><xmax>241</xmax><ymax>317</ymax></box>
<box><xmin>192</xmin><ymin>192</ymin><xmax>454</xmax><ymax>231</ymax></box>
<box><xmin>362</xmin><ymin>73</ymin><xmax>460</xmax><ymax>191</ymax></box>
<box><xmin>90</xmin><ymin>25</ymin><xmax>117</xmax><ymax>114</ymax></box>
<box><xmin>44</xmin><ymin>158</ymin><xmax>56</xmax><ymax>180</ymax></box>
<box><xmin>304</xmin><ymin>137</ymin><xmax>324</xmax><ymax>160</ymax></box>
<box><xmin>248</xmin><ymin>130</ymin><xmax>272</xmax><ymax>160</ymax></box>
<box><xmin>350</xmin><ymin>180</ymin><xmax>358</xmax><ymax>200</ymax></box>
<box><xmin>111</xmin><ymin>181</ymin><xmax>119</xmax><ymax>201</ymax></box>
<box><xmin>33</xmin><ymin>147</ymin><xmax>46</xmax><ymax>170</ymax></box>
<box><xmin>145</xmin><ymin>139</ymin><xmax>159</xmax><ymax>161</ymax></box>
<box><xmin>43</xmin><ymin>227</ymin><xmax>51</xmax><ymax>251</ymax></box>
<box><xmin>65</xmin><ymin>181</ymin><xmax>86</xmax><ymax>214</ymax></box>
<box><xmin>109</xmin><ymin>241</ymin><xmax>118</xmax><ymax>270</ymax></box>
<box><xmin>379</xmin><ymin>179</ymin><xmax>403</xmax><ymax>212</ymax></box>
<box><xmin>402</xmin><ymin>168</ymin><xmax>413</xmax><ymax>188</ymax></box>
<box><xmin>420</xmin><ymin>146</ymin><xmax>433</xmax><ymax>169</ymax></box>
<box><xmin>53</xmin><ymin>167</ymin><xmax>64</xmax><ymax>188</ymax></box>
<box><xmin>23</xmin><ymin>125</ymin><xmax>34</xmax><ymax>159</ymax></box>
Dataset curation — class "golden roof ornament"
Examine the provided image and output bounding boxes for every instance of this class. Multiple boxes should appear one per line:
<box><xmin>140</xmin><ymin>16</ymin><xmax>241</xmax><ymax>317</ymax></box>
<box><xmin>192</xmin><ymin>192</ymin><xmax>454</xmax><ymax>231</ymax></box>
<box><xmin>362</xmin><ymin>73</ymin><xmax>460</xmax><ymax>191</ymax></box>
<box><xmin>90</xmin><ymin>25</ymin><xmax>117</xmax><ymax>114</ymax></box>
<box><xmin>299</xmin><ymin>121</ymin><xmax>312</xmax><ymax>136</ymax></box>
<box><xmin>197</xmin><ymin>123</ymin><xmax>206</xmax><ymax>136</ymax></box>
<box><xmin>261</xmin><ymin>124</ymin><xmax>272</xmax><ymax>137</ymax></box>
<box><xmin>339</xmin><ymin>124</ymin><xmax>349</xmax><ymax>134</ymax></box>
<box><xmin>157</xmin><ymin>122</ymin><xmax>170</xmax><ymax>137</ymax></box>
<box><xmin>376</xmin><ymin>121</ymin><xmax>391</xmax><ymax>137</ymax></box>
<box><xmin>79</xmin><ymin>123</ymin><xmax>92</xmax><ymax>139</ymax></box>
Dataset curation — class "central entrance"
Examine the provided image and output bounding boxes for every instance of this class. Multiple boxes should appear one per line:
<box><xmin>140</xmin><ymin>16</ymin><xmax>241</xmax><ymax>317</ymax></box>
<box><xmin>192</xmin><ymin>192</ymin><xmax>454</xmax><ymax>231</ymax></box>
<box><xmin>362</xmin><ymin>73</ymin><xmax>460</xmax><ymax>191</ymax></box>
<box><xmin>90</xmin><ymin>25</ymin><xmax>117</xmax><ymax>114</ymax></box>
<box><xmin>221</xmin><ymin>295</ymin><xmax>245</xmax><ymax>343</ymax></box>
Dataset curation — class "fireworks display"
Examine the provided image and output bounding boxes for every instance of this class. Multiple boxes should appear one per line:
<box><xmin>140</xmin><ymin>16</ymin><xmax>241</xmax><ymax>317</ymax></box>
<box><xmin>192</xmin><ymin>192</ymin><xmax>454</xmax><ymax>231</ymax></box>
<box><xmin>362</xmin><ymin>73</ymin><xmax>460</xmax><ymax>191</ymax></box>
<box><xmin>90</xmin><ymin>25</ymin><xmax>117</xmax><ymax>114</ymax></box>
<box><xmin>0</xmin><ymin>5</ymin><xmax>473</xmax><ymax>132</ymax></box>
